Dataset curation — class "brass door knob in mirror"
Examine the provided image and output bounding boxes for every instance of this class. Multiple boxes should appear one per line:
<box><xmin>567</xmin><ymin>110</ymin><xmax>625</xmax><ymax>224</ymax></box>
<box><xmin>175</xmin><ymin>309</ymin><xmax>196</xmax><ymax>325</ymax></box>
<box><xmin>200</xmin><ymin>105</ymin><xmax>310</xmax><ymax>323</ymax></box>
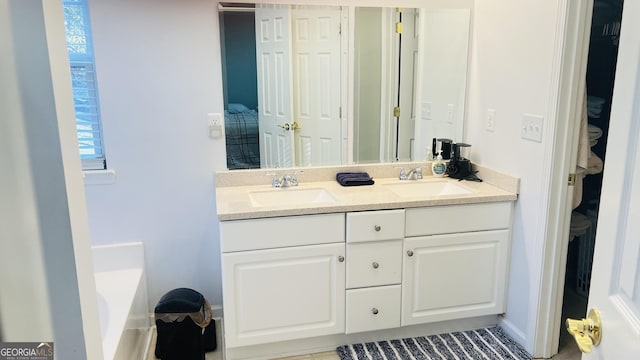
<box><xmin>566</xmin><ymin>308</ymin><xmax>601</xmax><ymax>353</ymax></box>
<box><xmin>278</xmin><ymin>122</ymin><xmax>300</xmax><ymax>131</ymax></box>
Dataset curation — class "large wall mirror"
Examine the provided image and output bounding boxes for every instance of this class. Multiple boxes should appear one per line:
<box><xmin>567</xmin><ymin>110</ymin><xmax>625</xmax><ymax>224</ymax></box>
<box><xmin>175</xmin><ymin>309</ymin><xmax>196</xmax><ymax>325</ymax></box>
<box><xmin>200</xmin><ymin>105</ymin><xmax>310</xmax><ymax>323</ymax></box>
<box><xmin>219</xmin><ymin>2</ymin><xmax>471</xmax><ymax>170</ymax></box>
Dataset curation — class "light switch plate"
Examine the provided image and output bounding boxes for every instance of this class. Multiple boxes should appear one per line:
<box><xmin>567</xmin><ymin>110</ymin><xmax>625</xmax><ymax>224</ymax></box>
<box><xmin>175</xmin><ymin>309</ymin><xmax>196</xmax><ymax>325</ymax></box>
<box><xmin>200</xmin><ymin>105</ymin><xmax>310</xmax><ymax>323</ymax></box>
<box><xmin>486</xmin><ymin>108</ymin><xmax>496</xmax><ymax>132</ymax></box>
<box><xmin>422</xmin><ymin>102</ymin><xmax>432</xmax><ymax>120</ymax></box>
<box><xmin>521</xmin><ymin>113</ymin><xmax>544</xmax><ymax>142</ymax></box>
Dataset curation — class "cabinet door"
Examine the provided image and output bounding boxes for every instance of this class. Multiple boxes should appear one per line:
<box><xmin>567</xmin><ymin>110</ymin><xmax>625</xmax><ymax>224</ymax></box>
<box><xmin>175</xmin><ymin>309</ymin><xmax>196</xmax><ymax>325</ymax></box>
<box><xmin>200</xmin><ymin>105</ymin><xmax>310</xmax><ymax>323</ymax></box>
<box><xmin>222</xmin><ymin>243</ymin><xmax>345</xmax><ymax>348</ymax></box>
<box><xmin>401</xmin><ymin>230</ymin><xmax>509</xmax><ymax>326</ymax></box>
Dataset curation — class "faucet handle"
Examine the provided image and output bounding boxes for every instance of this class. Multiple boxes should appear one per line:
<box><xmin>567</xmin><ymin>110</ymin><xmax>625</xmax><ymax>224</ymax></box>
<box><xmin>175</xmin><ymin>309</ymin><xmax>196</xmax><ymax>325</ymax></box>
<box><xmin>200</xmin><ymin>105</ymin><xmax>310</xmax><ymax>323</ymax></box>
<box><xmin>398</xmin><ymin>167</ymin><xmax>407</xmax><ymax>180</ymax></box>
<box><xmin>266</xmin><ymin>173</ymin><xmax>281</xmax><ymax>187</ymax></box>
<box><xmin>290</xmin><ymin>170</ymin><xmax>303</xmax><ymax>186</ymax></box>
<box><xmin>290</xmin><ymin>177</ymin><xmax>298</xmax><ymax>186</ymax></box>
<box><xmin>413</xmin><ymin>167</ymin><xmax>423</xmax><ymax>180</ymax></box>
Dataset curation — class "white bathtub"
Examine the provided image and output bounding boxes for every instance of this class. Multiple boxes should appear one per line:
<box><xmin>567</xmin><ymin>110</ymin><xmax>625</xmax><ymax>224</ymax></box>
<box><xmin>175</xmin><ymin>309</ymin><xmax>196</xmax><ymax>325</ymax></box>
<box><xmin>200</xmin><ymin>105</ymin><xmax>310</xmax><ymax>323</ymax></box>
<box><xmin>93</xmin><ymin>243</ymin><xmax>152</xmax><ymax>360</ymax></box>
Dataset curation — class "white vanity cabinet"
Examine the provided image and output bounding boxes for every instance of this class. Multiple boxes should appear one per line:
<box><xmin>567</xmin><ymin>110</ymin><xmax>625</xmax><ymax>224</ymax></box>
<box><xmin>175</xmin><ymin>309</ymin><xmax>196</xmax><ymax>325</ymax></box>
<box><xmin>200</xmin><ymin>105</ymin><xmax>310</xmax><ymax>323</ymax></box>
<box><xmin>218</xmin><ymin>199</ymin><xmax>515</xmax><ymax>357</ymax></box>
<box><xmin>401</xmin><ymin>202</ymin><xmax>512</xmax><ymax>326</ymax></box>
<box><xmin>345</xmin><ymin>210</ymin><xmax>404</xmax><ymax>334</ymax></box>
<box><xmin>220</xmin><ymin>213</ymin><xmax>346</xmax><ymax>348</ymax></box>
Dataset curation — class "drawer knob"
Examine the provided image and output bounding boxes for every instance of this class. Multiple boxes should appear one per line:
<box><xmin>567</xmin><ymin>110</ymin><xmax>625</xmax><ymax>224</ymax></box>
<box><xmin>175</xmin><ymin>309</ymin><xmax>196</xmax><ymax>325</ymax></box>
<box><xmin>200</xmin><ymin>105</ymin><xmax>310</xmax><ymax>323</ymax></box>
<box><xmin>372</xmin><ymin>308</ymin><xmax>379</xmax><ymax>315</ymax></box>
<box><xmin>372</xmin><ymin>262</ymin><xmax>379</xmax><ymax>269</ymax></box>
<box><xmin>407</xmin><ymin>250</ymin><xmax>414</xmax><ymax>257</ymax></box>
<box><xmin>338</xmin><ymin>255</ymin><xmax>345</xmax><ymax>262</ymax></box>
<box><xmin>374</xmin><ymin>225</ymin><xmax>381</xmax><ymax>232</ymax></box>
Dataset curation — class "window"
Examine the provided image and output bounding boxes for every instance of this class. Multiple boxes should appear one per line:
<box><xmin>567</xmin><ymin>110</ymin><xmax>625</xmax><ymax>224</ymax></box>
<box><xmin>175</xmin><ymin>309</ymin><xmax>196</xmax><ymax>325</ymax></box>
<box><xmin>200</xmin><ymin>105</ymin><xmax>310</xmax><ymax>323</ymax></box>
<box><xmin>63</xmin><ymin>0</ymin><xmax>105</xmax><ymax>170</ymax></box>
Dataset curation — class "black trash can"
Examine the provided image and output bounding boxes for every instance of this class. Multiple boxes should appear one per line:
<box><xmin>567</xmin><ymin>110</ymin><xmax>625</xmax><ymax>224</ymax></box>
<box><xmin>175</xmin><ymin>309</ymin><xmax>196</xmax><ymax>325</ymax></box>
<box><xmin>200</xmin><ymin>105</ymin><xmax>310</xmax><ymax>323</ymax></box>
<box><xmin>154</xmin><ymin>288</ymin><xmax>215</xmax><ymax>360</ymax></box>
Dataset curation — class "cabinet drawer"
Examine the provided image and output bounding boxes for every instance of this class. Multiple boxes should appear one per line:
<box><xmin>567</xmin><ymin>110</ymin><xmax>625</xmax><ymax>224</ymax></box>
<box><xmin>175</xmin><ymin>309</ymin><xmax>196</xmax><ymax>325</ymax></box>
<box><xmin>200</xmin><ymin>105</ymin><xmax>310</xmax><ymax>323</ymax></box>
<box><xmin>220</xmin><ymin>213</ymin><xmax>345</xmax><ymax>252</ymax></box>
<box><xmin>346</xmin><ymin>285</ymin><xmax>401</xmax><ymax>334</ymax></box>
<box><xmin>347</xmin><ymin>240</ymin><xmax>402</xmax><ymax>288</ymax></box>
<box><xmin>405</xmin><ymin>202</ymin><xmax>511</xmax><ymax>236</ymax></box>
<box><xmin>347</xmin><ymin>210</ymin><xmax>405</xmax><ymax>243</ymax></box>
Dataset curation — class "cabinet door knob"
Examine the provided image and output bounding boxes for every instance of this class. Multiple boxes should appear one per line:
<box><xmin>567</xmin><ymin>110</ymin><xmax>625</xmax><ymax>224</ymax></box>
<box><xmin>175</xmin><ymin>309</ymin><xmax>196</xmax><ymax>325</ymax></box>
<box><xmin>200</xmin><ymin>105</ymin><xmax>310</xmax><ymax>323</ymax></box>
<box><xmin>374</xmin><ymin>225</ymin><xmax>381</xmax><ymax>232</ymax></box>
<box><xmin>372</xmin><ymin>262</ymin><xmax>379</xmax><ymax>269</ymax></box>
<box><xmin>372</xmin><ymin>308</ymin><xmax>379</xmax><ymax>315</ymax></box>
<box><xmin>338</xmin><ymin>255</ymin><xmax>345</xmax><ymax>262</ymax></box>
<box><xmin>407</xmin><ymin>250</ymin><xmax>414</xmax><ymax>257</ymax></box>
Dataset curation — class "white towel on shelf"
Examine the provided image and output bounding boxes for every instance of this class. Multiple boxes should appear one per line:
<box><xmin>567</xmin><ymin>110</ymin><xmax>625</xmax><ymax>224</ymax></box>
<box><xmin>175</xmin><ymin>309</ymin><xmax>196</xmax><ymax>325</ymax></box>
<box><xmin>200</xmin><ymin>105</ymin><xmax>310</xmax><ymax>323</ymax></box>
<box><xmin>587</xmin><ymin>151</ymin><xmax>604</xmax><ymax>175</ymax></box>
<box><xmin>569</xmin><ymin>211</ymin><xmax>592</xmax><ymax>240</ymax></box>
<box><xmin>587</xmin><ymin>96</ymin><xmax>605</xmax><ymax>118</ymax></box>
<box><xmin>588</xmin><ymin>124</ymin><xmax>603</xmax><ymax>141</ymax></box>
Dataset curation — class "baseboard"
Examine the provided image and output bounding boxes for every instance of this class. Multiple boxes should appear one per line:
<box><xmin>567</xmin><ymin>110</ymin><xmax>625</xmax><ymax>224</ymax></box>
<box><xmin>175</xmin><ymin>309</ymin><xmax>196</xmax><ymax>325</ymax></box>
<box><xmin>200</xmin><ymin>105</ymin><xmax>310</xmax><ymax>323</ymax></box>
<box><xmin>499</xmin><ymin>317</ymin><xmax>531</xmax><ymax>354</ymax></box>
<box><xmin>210</xmin><ymin>304</ymin><xmax>224</xmax><ymax>319</ymax></box>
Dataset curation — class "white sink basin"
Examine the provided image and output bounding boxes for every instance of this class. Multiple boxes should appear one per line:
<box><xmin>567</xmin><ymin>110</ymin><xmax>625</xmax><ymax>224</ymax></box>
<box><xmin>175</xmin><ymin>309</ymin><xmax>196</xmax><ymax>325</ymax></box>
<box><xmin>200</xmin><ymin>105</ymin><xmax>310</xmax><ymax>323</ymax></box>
<box><xmin>249</xmin><ymin>187</ymin><xmax>337</xmax><ymax>207</ymax></box>
<box><xmin>383</xmin><ymin>181</ymin><xmax>473</xmax><ymax>198</ymax></box>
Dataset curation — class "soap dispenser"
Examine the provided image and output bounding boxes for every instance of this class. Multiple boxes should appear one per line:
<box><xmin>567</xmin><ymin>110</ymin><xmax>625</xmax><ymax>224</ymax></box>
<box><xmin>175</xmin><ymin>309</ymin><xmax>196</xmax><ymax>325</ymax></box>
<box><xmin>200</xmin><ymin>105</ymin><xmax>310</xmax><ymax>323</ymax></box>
<box><xmin>431</xmin><ymin>151</ymin><xmax>446</xmax><ymax>177</ymax></box>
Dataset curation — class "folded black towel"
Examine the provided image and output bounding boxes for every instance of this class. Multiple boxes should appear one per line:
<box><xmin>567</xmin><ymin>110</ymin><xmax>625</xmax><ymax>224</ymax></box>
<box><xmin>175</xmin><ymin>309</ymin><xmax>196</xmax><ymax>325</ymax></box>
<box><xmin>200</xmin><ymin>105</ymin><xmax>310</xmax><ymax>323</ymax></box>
<box><xmin>336</xmin><ymin>172</ymin><xmax>374</xmax><ymax>186</ymax></box>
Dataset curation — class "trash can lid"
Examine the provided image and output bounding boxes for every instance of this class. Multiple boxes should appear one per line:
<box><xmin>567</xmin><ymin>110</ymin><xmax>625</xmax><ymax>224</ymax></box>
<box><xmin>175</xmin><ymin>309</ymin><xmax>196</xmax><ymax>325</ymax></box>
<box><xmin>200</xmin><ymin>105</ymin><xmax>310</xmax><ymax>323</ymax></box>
<box><xmin>155</xmin><ymin>288</ymin><xmax>205</xmax><ymax>314</ymax></box>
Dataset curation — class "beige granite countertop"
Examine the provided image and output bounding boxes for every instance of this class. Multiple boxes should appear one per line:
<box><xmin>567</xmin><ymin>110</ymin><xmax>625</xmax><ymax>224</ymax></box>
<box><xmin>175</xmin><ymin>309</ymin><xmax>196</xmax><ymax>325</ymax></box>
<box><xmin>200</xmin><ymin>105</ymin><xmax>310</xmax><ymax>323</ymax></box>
<box><xmin>215</xmin><ymin>163</ymin><xmax>519</xmax><ymax>221</ymax></box>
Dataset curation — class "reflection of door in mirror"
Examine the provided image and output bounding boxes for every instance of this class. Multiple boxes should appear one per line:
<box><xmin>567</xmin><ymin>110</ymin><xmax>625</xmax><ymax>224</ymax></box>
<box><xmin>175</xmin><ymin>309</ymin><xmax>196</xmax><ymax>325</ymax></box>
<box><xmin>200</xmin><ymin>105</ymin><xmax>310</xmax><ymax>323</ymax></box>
<box><xmin>398</xmin><ymin>8</ymin><xmax>419</xmax><ymax>162</ymax></box>
<box><xmin>354</xmin><ymin>8</ymin><xmax>468</xmax><ymax>164</ymax></box>
<box><xmin>353</xmin><ymin>8</ymin><xmax>418</xmax><ymax>164</ymax></box>
<box><xmin>221</xmin><ymin>4</ymin><xmax>344</xmax><ymax>169</ymax></box>
<box><xmin>291</xmin><ymin>7</ymin><xmax>343</xmax><ymax>167</ymax></box>
<box><xmin>255</xmin><ymin>5</ymin><xmax>294</xmax><ymax>168</ymax></box>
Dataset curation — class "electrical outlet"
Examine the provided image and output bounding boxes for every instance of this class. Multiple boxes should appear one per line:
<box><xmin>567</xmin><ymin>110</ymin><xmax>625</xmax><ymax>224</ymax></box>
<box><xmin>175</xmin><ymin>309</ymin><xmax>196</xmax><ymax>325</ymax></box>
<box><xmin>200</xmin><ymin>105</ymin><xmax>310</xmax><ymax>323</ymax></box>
<box><xmin>208</xmin><ymin>113</ymin><xmax>224</xmax><ymax>139</ymax></box>
<box><xmin>486</xmin><ymin>108</ymin><xmax>496</xmax><ymax>132</ymax></box>
<box><xmin>521</xmin><ymin>113</ymin><xmax>544</xmax><ymax>142</ymax></box>
<box><xmin>208</xmin><ymin>113</ymin><xmax>222</xmax><ymax>126</ymax></box>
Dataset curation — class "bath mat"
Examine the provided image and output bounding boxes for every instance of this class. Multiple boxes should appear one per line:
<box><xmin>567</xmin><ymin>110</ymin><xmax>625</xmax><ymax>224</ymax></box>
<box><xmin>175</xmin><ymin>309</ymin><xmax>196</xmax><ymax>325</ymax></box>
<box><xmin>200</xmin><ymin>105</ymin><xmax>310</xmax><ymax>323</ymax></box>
<box><xmin>336</xmin><ymin>326</ymin><xmax>531</xmax><ymax>360</ymax></box>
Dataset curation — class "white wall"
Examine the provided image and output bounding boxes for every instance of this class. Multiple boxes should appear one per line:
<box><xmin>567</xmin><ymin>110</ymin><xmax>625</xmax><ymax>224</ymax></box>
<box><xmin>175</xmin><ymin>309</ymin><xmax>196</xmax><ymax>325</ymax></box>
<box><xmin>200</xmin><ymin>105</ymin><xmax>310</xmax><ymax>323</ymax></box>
<box><xmin>84</xmin><ymin>0</ymin><xmax>227</xmax><ymax>308</ymax></box>
<box><xmin>465</xmin><ymin>0</ymin><xmax>563</xmax><ymax>353</ymax></box>
<box><xmin>0</xmin><ymin>0</ymin><xmax>102</xmax><ymax>357</ymax></box>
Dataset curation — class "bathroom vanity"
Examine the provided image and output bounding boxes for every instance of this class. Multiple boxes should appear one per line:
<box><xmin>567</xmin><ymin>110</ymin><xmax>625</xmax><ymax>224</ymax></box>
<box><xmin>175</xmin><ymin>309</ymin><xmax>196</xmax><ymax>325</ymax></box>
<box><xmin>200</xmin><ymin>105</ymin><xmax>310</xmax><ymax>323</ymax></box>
<box><xmin>215</xmin><ymin>164</ymin><xmax>518</xmax><ymax>359</ymax></box>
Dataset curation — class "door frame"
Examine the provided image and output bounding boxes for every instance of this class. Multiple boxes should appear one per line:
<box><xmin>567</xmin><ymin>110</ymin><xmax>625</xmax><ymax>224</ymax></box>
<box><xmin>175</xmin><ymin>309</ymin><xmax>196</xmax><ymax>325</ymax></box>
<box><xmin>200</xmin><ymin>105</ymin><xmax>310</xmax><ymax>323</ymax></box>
<box><xmin>533</xmin><ymin>0</ymin><xmax>595</xmax><ymax>358</ymax></box>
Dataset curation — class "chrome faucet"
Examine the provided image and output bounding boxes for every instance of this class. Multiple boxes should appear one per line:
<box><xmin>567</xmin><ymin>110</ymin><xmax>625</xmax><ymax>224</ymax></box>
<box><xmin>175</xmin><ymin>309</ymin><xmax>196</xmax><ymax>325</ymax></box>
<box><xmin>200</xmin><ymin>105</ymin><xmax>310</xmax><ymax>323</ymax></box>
<box><xmin>271</xmin><ymin>171</ymin><xmax>302</xmax><ymax>188</ymax></box>
<box><xmin>399</xmin><ymin>167</ymin><xmax>423</xmax><ymax>181</ymax></box>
